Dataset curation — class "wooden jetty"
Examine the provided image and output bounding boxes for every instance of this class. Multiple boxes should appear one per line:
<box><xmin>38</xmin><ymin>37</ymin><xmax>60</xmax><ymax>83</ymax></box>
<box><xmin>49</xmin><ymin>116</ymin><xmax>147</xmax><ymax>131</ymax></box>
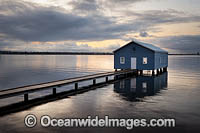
<box><xmin>0</xmin><ymin>69</ymin><xmax>136</xmax><ymax>101</ymax></box>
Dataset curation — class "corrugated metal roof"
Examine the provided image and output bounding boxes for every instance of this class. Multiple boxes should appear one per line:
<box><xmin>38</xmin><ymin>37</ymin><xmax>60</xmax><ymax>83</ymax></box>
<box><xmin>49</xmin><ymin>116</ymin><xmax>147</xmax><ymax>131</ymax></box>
<box><xmin>134</xmin><ymin>40</ymin><xmax>168</xmax><ymax>53</ymax></box>
<box><xmin>114</xmin><ymin>41</ymin><xmax>168</xmax><ymax>53</ymax></box>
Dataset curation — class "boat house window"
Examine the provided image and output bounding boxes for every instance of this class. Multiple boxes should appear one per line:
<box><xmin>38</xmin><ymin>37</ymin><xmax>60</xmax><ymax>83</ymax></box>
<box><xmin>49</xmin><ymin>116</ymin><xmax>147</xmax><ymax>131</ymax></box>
<box><xmin>120</xmin><ymin>57</ymin><xmax>125</xmax><ymax>64</ymax></box>
<box><xmin>143</xmin><ymin>57</ymin><xmax>148</xmax><ymax>64</ymax></box>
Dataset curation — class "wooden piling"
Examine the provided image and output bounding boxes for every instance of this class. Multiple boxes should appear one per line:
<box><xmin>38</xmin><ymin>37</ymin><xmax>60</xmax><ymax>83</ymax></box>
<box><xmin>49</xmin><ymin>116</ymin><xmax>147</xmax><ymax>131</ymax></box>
<box><xmin>24</xmin><ymin>93</ymin><xmax>28</xmax><ymax>102</ymax></box>
<box><xmin>152</xmin><ymin>70</ymin><xmax>155</xmax><ymax>76</ymax></box>
<box><xmin>93</xmin><ymin>79</ymin><xmax>96</xmax><ymax>85</ymax></box>
<box><xmin>53</xmin><ymin>88</ymin><xmax>56</xmax><ymax>95</ymax></box>
<box><xmin>114</xmin><ymin>75</ymin><xmax>118</xmax><ymax>80</ymax></box>
<box><xmin>136</xmin><ymin>70</ymin><xmax>139</xmax><ymax>76</ymax></box>
<box><xmin>140</xmin><ymin>70</ymin><xmax>143</xmax><ymax>75</ymax></box>
<box><xmin>75</xmin><ymin>83</ymin><xmax>78</xmax><ymax>90</ymax></box>
<box><xmin>106</xmin><ymin>77</ymin><xmax>108</xmax><ymax>82</ymax></box>
<box><xmin>157</xmin><ymin>69</ymin><xmax>160</xmax><ymax>75</ymax></box>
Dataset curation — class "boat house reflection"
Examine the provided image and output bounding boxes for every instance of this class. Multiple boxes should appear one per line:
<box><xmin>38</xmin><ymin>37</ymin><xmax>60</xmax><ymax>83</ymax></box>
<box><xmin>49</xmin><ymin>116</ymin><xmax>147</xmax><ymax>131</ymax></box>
<box><xmin>114</xmin><ymin>72</ymin><xmax>168</xmax><ymax>101</ymax></box>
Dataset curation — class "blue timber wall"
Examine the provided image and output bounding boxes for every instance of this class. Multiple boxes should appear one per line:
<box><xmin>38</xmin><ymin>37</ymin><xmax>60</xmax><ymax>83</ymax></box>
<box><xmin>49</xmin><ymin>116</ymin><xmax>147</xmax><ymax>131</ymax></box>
<box><xmin>114</xmin><ymin>42</ymin><xmax>168</xmax><ymax>70</ymax></box>
<box><xmin>154</xmin><ymin>52</ymin><xmax>168</xmax><ymax>69</ymax></box>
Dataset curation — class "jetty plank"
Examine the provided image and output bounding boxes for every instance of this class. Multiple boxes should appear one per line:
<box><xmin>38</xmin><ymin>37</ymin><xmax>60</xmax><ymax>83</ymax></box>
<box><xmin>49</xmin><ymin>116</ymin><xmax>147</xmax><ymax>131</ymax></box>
<box><xmin>0</xmin><ymin>70</ymin><xmax>135</xmax><ymax>99</ymax></box>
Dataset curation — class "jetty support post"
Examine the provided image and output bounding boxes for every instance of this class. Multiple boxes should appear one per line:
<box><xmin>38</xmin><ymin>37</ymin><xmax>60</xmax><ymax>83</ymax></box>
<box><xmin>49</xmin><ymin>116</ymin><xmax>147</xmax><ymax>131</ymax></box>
<box><xmin>140</xmin><ymin>70</ymin><xmax>143</xmax><ymax>75</ymax></box>
<box><xmin>157</xmin><ymin>69</ymin><xmax>160</xmax><ymax>75</ymax></box>
<box><xmin>24</xmin><ymin>93</ymin><xmax>28</xmax><ymax>102</ymax></box>
<box><xmin>164</xmin><ymin>67</ymin><xmax>167</xmax><ymax>72</ymax></box>
<box><xmin>53</xmin><ymin>88</ymin><xmax>56</xmax><ymax>95</ymax></box>
<box><xmin>93</xmin><ymin>79</ymin><xmax>96</xmax><ymax>85</ymax></box>
<box><xmin>136</xmin><ymin>70</ymin><xmax>139</xmax><ymax>76</ymax></box>
<box><xmin>152</xmin><ymin>70</ymin><xmax>155</xmax><ymax>76</ymax></box>
<box><xmin>114</xmin><ymin>75</ymin><xmax>118</xmax><ymax>80</ymax></box>
<box><xmin>106</xmin><ymin>77</ymin><xmax>108</xmax><ymax>82</ymax></box>
<box><xmin>75</xmin><ymin>83</ymin><xmax>78</xmax><ymax>90</ymax></box>
<box><xmin>132</xmin><ymin>70</ymin><xmax>136</xmax><ymax>76</ymax></box>
<box><xmin>160</xmin><ymin>68</ymin><xmax>163</xmax><ymax>73</ymax></box>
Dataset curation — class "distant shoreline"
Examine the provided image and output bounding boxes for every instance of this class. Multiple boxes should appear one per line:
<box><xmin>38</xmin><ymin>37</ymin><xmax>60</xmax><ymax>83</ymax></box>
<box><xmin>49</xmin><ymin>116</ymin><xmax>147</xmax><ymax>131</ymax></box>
<box><xmin>0</xmin><ymin>51</ymin><xmax>113</xmax><ymax>55</ymax></box>
<box><xmin>0</xmin><ymin>51</ymin><xmax>199</xmax><ymax>55</ymax></box>
<box><xmin>168</xmin><ymin>54</ymin><xmax>200</xmax><ymax>55</ymax></box>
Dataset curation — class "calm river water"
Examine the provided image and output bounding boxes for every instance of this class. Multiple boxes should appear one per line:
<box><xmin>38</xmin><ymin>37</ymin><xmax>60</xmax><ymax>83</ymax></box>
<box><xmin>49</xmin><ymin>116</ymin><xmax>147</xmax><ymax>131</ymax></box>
<box><xmin>0</xmin><ymin>55</ymin><xmax>200</xmax><ymax>133</ymax></box>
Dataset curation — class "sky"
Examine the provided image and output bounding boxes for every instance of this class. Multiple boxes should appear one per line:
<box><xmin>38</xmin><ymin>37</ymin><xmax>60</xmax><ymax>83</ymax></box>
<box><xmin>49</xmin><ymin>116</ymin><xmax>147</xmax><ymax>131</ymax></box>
<box><xmin>0</xmin><ymin>0</ymin><xmax>200</xmax><ymax>53</ymax></box>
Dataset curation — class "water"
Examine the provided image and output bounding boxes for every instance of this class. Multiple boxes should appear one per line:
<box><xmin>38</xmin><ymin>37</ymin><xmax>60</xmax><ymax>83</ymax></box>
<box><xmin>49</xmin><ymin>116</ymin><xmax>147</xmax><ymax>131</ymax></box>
<box><xmin>0</xmin><ymin>55</ymin><xmax>200</xmax><ymax>132</ymax></box>
<box><xmin>0</xmin><ymin>55</ymin><xmax>113</xmax><ymax>90</ymax></box>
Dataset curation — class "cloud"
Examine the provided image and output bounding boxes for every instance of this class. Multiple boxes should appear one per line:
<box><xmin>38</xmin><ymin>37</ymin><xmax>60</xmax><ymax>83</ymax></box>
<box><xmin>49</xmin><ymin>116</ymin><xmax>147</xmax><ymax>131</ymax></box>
<box><xmin>0</xmin><ymin>0</ymin><xmax>200</xmax><ymax>53</ymax></box>
<box><xmin>69</xmin><ymin>0</ymin><xmax>99</xmax><ymax>14</ymax></box>
<box><xmin>0</xmin><ymin>0</ymin><xmax>124</xmax><ymax>42</ymax></box>
<box><xmin>0</xmin><ymin>39</ymin><xmax>120</xmax><ymax>52</ymax></box>
<box><xmin>139</xmin><ymin>31</ymin><xmax>149</xmax><ymax>37</ymax></box>
<box><xmin>160</xmin><ymin>35</ymin><xmax>200</xmax><ymax>50</ymax></box>
<box><xmin>1</xmin><ymin>1</ymin><xmax>199</xmax><ymax>38</ymax></box>
<box><xmin>124</xmin><ymin>9</ymin><xmax>200</xmax><ymax>26</ymax></box>
<box><xmin>101</xmin><ymin>0</ymin><xmax>147</xmax><ymax>8</ymax></box>
<box><xmin>0</xmin><ymin>1</ymin><xmax>200</xmax><ymax>43</ymax></box>
<box><xmin>3</xmin><ymin>34</ymin><xmax>200</xmax><ymax>54</ymax></box>
<box><xmin>145</xmin><ymin>35</ymin><xmax>200</xmax><ymax>53</ymax></box>
<box><xmin>0</xmin><ymin>1</ymin><xmax>149</xmax><ymax>42</ymax></box>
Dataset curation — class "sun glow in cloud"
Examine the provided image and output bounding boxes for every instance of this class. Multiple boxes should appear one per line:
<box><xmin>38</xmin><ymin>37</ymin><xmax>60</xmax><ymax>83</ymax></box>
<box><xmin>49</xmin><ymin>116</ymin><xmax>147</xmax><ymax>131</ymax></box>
<box><xmin>154</xmin><ymin>22</ymin><xmax>200</xmax><ymax>37</ymax></box>
<box><xmin>77</xmin><ymin>39</ymin><xmax>126</xmax><ymax>48</ymax></box>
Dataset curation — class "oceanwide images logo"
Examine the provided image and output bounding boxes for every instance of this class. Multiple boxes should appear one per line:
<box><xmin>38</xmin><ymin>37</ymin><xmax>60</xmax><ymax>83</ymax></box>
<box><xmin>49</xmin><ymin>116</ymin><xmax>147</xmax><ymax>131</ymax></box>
<box><xmin>24</xmin><ymin>114</ymin><xmax>176</xmax><ymax>129</ymax></box>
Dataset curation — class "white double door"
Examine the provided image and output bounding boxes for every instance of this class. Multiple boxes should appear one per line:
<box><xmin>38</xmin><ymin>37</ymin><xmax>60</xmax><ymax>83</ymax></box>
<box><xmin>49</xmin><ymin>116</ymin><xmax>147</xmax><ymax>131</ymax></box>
<box><xmin>131</xmin><ymin>57</ymin><xmax>137</xmax><ymax>69</ymax></box>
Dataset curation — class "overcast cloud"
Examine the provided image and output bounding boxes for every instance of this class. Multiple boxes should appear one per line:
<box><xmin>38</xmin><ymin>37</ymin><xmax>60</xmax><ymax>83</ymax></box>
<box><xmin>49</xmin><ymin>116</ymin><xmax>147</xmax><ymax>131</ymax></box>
<box><xmin>0</xmin><ymin>0</ymin><xmax>200</xmax><ymax>53</ymax></box>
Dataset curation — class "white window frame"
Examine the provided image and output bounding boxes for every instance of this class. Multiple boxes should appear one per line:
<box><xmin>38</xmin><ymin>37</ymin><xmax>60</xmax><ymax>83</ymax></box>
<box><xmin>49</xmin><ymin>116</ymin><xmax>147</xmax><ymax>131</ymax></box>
<box><xmin>120</xmin><ymin>57</ymin><xmax>125</xmax><ymax>64</ymax></box>
<box><xmin>143</xmin><ymin>57</ymin><xmax>148</xmax><ymax>64</ymax></box>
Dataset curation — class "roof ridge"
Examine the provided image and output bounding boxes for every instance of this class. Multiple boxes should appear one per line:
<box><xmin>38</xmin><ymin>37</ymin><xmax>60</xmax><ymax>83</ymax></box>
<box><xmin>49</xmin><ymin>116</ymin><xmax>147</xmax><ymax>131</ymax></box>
<box><xmin>113</xmin><ymin>41</ymin><xmax>168</xmax><ymax>53</ymax></box>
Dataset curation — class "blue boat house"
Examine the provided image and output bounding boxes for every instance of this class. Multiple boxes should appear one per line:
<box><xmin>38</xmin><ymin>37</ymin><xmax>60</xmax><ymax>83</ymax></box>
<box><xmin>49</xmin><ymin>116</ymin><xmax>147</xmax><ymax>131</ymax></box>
<box><xmin>113</xmin><ymin>41</ymin><xmax>168</xmax><ymax>75</ymax></box>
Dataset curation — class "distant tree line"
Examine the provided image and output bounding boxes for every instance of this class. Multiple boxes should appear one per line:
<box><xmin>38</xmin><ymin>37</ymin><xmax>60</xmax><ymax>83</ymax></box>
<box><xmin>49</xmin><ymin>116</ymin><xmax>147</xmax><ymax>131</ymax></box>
<box><xmin>0</xmin><ymin>51</ymin><xmax>113</xmax><ymax>55</ymax></box>
<box><xmin>0</xmin><ymin>51</ymin><xmax>199</xmax><ymax>55</ymax></box>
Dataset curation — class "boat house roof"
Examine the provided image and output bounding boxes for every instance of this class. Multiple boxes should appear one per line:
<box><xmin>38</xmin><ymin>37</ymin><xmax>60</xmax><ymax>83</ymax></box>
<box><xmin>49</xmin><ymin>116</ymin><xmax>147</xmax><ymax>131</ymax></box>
<box><xmin>113</xmin><ymin>41</ymin><xmax>168</xmax><ymax>53</ymax></box>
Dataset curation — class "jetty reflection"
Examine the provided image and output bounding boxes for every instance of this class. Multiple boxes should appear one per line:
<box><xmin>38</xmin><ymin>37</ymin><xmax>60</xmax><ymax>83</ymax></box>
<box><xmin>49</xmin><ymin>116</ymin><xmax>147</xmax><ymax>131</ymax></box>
<box><xmin>114</xmin><ymin>72</ymin><xmax>168</xmax><ymax>101</ymax></box>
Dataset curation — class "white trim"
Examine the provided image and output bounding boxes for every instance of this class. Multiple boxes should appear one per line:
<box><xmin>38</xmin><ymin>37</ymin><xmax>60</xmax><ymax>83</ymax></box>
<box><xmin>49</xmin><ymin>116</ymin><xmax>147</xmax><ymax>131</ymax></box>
<box><xmin>120</xmin><ymin>57</ymin><xmax>125</xmax><ymax>64</ymax></box>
